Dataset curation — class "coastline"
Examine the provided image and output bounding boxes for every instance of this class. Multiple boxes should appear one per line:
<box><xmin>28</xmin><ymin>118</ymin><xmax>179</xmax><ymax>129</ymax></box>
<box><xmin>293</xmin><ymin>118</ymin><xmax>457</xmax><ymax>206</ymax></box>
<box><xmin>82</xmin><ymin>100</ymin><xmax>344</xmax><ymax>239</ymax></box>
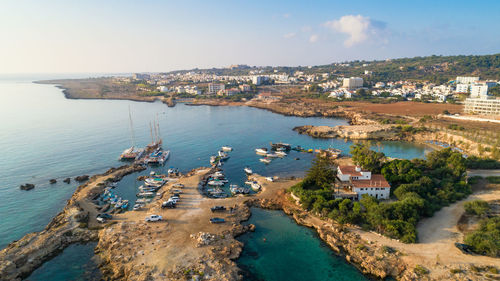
<box><xmin>1</xmin><ymin>163</ymin><xmax>498</xmax><ymax>281</ymax></box>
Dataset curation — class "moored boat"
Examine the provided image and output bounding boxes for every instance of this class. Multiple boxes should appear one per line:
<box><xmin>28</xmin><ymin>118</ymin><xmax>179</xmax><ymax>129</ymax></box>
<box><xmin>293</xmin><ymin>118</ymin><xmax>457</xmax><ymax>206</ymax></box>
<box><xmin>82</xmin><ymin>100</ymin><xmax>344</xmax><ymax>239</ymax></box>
<box><xmin>259</xmin><ymin>158</ymin><xmax>271</xmax><ymax>164</ymax></box>
<box><xmin>221</xmin><ymin>146</ymin><xmax>233</xmax><ymax>152</ymax></box>
<box><xmin>255</xmin><ymin>148</ymin><xmax>268</xmax><ymax>155</ymax></box>
<box><xmin>244</xmin><ymin>167</ymin><xmax>253</xmax><ymax>174</ymax></box>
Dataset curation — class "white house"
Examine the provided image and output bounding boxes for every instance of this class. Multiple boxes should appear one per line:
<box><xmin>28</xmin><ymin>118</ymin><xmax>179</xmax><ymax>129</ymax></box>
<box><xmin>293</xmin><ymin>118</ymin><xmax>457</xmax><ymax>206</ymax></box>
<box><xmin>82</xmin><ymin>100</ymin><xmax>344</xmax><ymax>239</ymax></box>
<box><xmin>342</xmin><ymin>77</ymin><xmax>363</xmax><ymax>89</ymax></box>
<box><xmin>336</xmin><ymin>166</ymin><xmax>391</xmax><ymax>200</ymax></box>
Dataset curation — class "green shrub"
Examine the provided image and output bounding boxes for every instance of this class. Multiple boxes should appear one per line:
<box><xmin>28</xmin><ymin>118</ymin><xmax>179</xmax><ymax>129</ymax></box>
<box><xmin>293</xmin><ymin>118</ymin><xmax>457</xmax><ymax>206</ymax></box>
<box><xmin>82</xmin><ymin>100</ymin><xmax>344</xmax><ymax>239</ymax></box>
<box><xmin>464</xmin><ymin>200</ymin><xmax>490</xmax><ymax>216</ymax></box>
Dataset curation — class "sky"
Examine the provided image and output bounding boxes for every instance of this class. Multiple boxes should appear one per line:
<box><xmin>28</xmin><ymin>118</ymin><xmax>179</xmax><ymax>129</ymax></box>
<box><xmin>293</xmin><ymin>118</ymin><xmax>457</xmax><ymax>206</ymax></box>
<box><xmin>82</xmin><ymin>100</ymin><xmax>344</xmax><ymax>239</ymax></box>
<box><xmin>1</xmin><ymin>0</ymin><xmax>499</xmax><ymax>73</ymax></box>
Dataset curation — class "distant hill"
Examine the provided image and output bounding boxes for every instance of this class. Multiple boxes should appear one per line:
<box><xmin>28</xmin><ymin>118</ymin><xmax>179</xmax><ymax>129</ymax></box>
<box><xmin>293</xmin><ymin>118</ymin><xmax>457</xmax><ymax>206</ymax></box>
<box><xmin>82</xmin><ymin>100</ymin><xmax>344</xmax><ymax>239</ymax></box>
<box><xmin>167</xmin><ymin>54</ymin><xmax>500</xmax><ymax>84</ymax></box>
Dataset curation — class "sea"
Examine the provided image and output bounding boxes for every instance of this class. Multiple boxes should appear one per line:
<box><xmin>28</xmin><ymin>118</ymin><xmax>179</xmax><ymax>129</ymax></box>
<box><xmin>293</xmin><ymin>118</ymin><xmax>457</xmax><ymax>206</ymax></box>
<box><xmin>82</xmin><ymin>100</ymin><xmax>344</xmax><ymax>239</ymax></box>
<box><xmin>0</xmin><ymin>75</ymin><xmax>431</xmax><ymax>280</ymax></box>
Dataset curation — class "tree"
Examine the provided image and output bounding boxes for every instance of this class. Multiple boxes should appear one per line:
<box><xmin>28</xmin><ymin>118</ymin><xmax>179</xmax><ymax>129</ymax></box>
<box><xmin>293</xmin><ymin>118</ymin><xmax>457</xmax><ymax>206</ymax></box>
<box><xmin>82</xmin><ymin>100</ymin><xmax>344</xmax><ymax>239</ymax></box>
<box><xmin>350</xmin><ymin>143</ymin><xmax>386</xmax><ymax>172</ymax></box>
<box><xmin>302</xmin><ymin>154</ymin><xmax>336</xmax><ymax>190</ymax></box>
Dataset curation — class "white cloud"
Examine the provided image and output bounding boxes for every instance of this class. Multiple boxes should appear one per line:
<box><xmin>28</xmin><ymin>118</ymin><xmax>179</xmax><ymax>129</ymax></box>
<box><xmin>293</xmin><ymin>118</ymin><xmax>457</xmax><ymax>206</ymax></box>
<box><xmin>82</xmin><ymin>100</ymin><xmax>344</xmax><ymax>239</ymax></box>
<box><xmin>309</xmin><ymin>34</ymin><xmax>318</xmax><ymax>43</ymax></box>
<box><xmin>283</xmin><ymin>32</ymin><xmax>296</xmax><ymax>39</ymax></box>
<box><xmin>324</xmin><ymin>14</ymin><xmax>387</xmax><ymax>47</ymax></box>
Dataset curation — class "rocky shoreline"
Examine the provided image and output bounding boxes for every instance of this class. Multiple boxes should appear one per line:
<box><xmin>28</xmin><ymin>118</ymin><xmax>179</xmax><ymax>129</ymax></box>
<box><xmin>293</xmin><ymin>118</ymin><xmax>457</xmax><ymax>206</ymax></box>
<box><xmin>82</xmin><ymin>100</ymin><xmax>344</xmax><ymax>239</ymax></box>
<box><xmin>0</xmin><ymin>164</ymin><xmax>145</xmax><ymax>281</ymax></box>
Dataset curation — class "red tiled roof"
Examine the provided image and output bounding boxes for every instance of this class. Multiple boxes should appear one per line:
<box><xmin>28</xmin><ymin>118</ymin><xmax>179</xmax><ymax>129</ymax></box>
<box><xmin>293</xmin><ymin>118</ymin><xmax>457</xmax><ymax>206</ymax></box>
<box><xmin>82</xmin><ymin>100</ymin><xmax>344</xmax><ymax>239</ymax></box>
<box><xmin>338</xmin><ymin>165</ymin><xmax>367</xmax><ymax>177</ymax></box>
<box><xmin>351</xmin><ymin>174</ymin><xmax>390</xmax><ymax>188</ymax></box>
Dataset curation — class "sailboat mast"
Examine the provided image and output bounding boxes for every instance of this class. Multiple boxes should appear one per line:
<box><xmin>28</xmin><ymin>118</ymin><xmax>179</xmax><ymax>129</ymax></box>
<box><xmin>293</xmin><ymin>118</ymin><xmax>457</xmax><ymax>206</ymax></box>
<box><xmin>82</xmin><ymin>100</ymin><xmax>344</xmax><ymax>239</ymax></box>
<box><xmin>128</xmin><ymin>106</ymin><xmax>136</xmax><ymax>148</ymax></box>
<box><xmin>149</xmin><ymin>122</ymin><xmax>154</xmax><ymax>145</ymax></box>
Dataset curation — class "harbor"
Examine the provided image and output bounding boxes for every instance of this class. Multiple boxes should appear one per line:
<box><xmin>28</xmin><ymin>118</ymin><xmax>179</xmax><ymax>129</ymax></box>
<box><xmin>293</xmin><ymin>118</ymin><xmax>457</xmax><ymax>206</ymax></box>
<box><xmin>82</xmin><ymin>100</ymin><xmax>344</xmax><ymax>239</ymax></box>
<box><xmin>0</xmin><ymin>80</ymin><xmax>431</xmax><ymax>281</ymax></box>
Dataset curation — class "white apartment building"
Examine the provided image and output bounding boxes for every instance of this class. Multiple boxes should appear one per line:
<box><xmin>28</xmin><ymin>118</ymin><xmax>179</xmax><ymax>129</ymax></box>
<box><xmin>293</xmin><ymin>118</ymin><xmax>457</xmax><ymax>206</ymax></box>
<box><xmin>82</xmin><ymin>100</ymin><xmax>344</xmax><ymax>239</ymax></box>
<box><xmin>252</xmin><ymin>76</ymin><xmax>263</xmax><ymax>86</ymax></box>
<box><xmin>342</xmin><ymin>77</ymin><xmax>363</xmax><ymax>89</ymax></box>
<box><xmin>464</xmin><ymin>97</ymin><xmax>500</xmax><ymax>115</ymax></box>
<box><xmin>456</xmin><ymin>76</ymin><xmax>479</xmax><ymax>84</ymax></box>
<box><xmin>207</xmin><ymin>83</ymin><xmax>225</xmax><ymax>95</ymax></box>
<box><xmin>470</xmin><ymin>84</ymin><xmax>489</xmax><ymax>98</ymax></box>
<box><xmin>455</xmin><ymin>84</ymin><xmax>469</xmax><ymax>93</ymax></box>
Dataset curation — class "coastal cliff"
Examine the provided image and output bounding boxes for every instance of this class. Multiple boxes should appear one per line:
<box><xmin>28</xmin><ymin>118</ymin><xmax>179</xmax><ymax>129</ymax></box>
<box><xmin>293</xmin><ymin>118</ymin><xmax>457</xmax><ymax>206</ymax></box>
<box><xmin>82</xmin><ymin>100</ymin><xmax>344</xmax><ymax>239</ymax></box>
<box><xmin>293</xmin><ymin>124</ymin><xmax>399</xmax><ymax>140</ymax></box>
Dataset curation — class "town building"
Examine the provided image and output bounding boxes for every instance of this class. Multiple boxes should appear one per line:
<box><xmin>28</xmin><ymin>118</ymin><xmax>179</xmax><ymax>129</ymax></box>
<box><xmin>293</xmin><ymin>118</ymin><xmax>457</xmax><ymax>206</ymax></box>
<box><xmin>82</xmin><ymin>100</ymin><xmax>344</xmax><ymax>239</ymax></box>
<box><xmin>470</xmin><ymin>84</ymin><xmax>489</xmax><ymax>98</ymax></box>
<box><xmin>464</xmin><ymin>97</ymin><xmax>500</xmax><ymax>115</ymax></box>
<box><xmin>342</xmin><ymin>77</ymin><xmax>363</xmax><ymax>89</ymax></box>
<box><xmin>252</xmin><ymin>76</ymin><xmax>264</xmax><ymax>86</ymax></box>
<box><xmin>208</xmin><ymin>83</ymin><xmax>225</xmax><ymax>95</ymax></box>
<box><xmin>239</xmin><ymin>84</ymin><xmax>251</xmax><ymax>92</ymax></box>
<box><xmin>456</xmin><ymin>76</ymin><xmax>479</xmax><ymax>84</ymax></box>
<box><xmin>455</xmin><ymin>84</ymin><xmax>469</xmax><ymax>93</ymax></box>
<box><xmin>334</xmin><ymin>166</ymin><xmax>391</xmax><ymax>200</ymax></box>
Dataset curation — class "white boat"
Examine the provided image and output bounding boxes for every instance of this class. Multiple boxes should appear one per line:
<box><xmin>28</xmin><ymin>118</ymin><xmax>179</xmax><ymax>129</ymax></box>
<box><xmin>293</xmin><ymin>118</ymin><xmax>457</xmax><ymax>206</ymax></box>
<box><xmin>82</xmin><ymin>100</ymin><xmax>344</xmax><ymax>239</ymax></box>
<box><xmin>137</xmin><ymin>192</ymin><xmax>155</xmax><ymax>198</ymax></box>
<box><xmin>213</xmin><ymin>171</ymin><xmax>225</xmax><ymax>178</ymax></box>
<box><xmin>208</xmin><ymin>180</ymin><xmax>225</xmax><ymax>186</ymax></box>
<box><xmin>265</xmin><ymin>177</ymin><xmax>274</xmax><ymax>182</ymax></box>
<box><xmin>260</xmin><ymin>158</ymin><xmax>271</xmax><ymax>164</ymax></box>
<box><xmin>210</xmin><ymin>156</ymin><xmax>217</xmax><ymax>165</ymax></box>
<box><xmin>218</xmin><ymin>150</ymin><xmax>229</xmax><ymax>160</ymax></box>
<box><xmin>255</xmin><ymin>148</ymin><xmax>268</xmax><ymax>155</ymax></box>
<box><xmin>245</xmin><ymin>180</ymin><xmax>254</xmax><ymax>185</ymax></box>
<box><xmin>244</xmin><ymin>167</ymin><xmax>253</xmax><ymax>174</ymax></box>
<box><xmin>251</xmin><ymin>182</ymin><xmax>261</xmax><ymax>191</ymax></box>
<box><xmin>275</xmin><ymin>151</ymin><xmax>287</xmax><ymax>157</ymax></box>
<box><xmin>133</xmin><ymin>203</ymin><xmax>143</xmax><ymax>211</ymax></box>
<box><xmin>222</xmin><ymin>146</ymin><xmax>233</xmax><ymax>152</ymax></box>
<box><xmin>266</xmin><ymin>153</ymin><xmax>279</xmax><ymax>158</ymax></box>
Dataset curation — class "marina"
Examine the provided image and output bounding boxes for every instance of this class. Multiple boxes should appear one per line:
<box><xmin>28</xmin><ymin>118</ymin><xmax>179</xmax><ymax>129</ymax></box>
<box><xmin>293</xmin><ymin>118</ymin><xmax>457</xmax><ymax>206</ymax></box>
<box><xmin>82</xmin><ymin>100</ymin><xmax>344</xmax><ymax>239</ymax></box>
<box><xmin>0</xmin><ymin>77</ymin><xmax>431</xmax><ymax>280</ymax></box>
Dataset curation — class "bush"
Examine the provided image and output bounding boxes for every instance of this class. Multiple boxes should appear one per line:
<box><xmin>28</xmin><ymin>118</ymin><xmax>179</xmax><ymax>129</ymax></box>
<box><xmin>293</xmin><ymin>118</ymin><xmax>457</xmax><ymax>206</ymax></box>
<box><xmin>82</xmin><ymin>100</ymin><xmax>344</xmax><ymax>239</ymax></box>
<box><xmin>466</xmin><ymin>156</ymin><xmax>500</xmax><ymax>169</ymax></box>
<box><xmin>486</xmin><ymin>176</ymin><xmax>500</xmax><ymax>184</ymax></box>
<box><xmin>414</xmin><ymin>265</ymin><xmax>429</xmax><ymax>275</ymax></box>
<box><xmin>464</xmin><ymin>200</ymin><xmax>490</xmax><ymax>216</ymax></box>
<box><xmin>464</xmin><ymin>217</ymin><xmax>500</xmax><ymax>257</ymax></box>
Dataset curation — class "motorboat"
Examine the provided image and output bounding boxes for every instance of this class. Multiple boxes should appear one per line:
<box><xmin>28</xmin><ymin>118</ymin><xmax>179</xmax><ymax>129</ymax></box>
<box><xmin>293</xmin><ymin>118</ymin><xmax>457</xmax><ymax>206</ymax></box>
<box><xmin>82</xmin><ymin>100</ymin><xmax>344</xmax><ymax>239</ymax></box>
<box><xmin>221</xmin><ymin>146</ymin><xmax>233</xmax><ymax>152</ymax></box>
<box><xmin>208</xmin><ymin>180</ymin><xmax>225</xmax><ymax>186</ymax></box>
<box><xmin>266</xmin><ymin>153</ymin><xmax>279</xmax><ymax>158</ymax></box>
<box><xmin>255</xmin><ymin>148</ymin><xmax>268</xmax><ymax>155</ymax></box>
<box><xmin>244</xmin><ymin>167</ymin><xmax>253</xmax><ymax>174</ymax></box>
<box><xmin>136</xmin><ymin>192</ymin><xmax>155</xmax><ymax>198</ymax></box>
<box><xmin>270</xmin><ymin>142</ymin><xmax>291</xmax><ymax>151</ymax></box>
<box><xmin>260</xmin><ymin>158</ymin><xmax>271</xmax><ymax>164</ymax></box>
<box><xmin>133</xmin><ymin>203</ymin><xmax>144</xmax><ymax>211</ymax></box>
<box><xmin>218</xmin><ymin>150</ymin><xmax>229</xmax><ymax>161</ymax></box>
<box><xmin>275</xmin><ymin>151</ymin><xmax>287</xmax><ymax>157</ymax></box>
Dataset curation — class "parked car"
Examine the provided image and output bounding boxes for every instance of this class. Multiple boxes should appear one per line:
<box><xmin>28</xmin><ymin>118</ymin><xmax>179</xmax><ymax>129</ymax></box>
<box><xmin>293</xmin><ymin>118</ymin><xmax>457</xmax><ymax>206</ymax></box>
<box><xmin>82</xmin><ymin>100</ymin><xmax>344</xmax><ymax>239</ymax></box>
<box><xmin>96</xmin><ymin>217</ymin><xmax>106</xmax><ymax>223</ymax></box>
<box><xmin>211</xmin><ymin>206</ymin><xmax>226</xmax><ymax>212</ymax></box>
<box><xmin>145</xmin><ymin>215</ymin><xmax>163</xmax><ymax>222</ymax></box>
<box><xmin>172</xmin><ymin>189</ymin><xmax>182</xmax><ymax>194</ymax></box>
<box><xmin>173</xmin><ymin>183</ymin><xmax>184</xmax><ymax>188</ymax></box>
<box><xmin>162</xmin><ymin>201</ymin><xmax>176</xmax><ymax>209</ymax></box>
<box><xmin>169</xmin><ymin>197</ymin><xmax>179</xmax><ymax>203</ymax></box>
<box><xmin>210</xmin><ymin>217</ymin><xmax>225</xmax><ymax>224</ymax></box>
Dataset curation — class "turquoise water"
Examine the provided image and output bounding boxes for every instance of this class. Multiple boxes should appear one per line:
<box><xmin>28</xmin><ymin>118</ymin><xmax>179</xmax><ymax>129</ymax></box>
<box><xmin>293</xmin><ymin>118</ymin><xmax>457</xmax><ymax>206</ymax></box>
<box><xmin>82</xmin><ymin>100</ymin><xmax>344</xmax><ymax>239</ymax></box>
<box><xmin>237</xmin><ymin>208</ymin><xmax>368</xmax><ymax>281</ymax></box>
<box><xmin>26</xmin><ymin>242</ymin><xmax>101</xmax><ymax>281</ymax></box>
<box><xmin>0</xmin><ymin>76</ymin><xmax>430</xmax><ymax>280</ymax></box>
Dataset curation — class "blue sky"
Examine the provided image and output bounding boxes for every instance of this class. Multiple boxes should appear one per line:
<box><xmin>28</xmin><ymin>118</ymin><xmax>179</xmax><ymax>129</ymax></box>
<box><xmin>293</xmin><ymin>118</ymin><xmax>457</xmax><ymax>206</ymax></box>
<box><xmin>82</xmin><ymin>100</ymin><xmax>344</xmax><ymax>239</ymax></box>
<box><xmin>1</xmin><ymin>0</ymin><xmax>499</xmax><ymax>73</ymax></box>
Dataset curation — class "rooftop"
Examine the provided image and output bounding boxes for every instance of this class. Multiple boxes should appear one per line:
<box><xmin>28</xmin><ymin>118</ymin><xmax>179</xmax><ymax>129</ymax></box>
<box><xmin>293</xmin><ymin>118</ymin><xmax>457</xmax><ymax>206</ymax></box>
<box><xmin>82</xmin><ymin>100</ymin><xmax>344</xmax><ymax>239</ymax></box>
<box><xmin>351</xmin><ymin>174</ymin><xmax>390</xmax><ymax>188</ymax></box>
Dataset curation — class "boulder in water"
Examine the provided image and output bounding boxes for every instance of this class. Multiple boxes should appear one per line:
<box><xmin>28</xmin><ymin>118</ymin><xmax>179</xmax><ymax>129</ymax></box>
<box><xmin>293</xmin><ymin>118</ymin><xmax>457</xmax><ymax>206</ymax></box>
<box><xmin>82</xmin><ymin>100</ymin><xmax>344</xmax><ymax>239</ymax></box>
<box><xmin>49</xmin><ymin>179</ymin><xmax>57</xmax><ymax>184</ymax></box>
<box><xmin>74</xmin><ymin>175</ymin><xmax>90</xmax><ymax>182</ymax></box>
<box><xmin>20</xmin><ymin>183</ymin><xmax>35</xmax><ymax>190</ymax></box>
<box><xmin>63</xmin><ymin>178</ymin><xmax>71</xmax><ymax>184</ymax></box>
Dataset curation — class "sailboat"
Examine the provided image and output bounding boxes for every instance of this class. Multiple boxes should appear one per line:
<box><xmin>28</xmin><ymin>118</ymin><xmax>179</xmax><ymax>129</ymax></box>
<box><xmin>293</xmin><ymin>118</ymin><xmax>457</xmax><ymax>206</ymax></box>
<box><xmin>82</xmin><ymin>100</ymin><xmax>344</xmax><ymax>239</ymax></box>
<box><xmin>144</xmin><ymin>116</ymin><xmax>170</xmax><ymax>165</ymax></box>
<box><xmin>120</xmin><ymin>106</ymin><xmax>144</xmax><ymax>161</ymax></box>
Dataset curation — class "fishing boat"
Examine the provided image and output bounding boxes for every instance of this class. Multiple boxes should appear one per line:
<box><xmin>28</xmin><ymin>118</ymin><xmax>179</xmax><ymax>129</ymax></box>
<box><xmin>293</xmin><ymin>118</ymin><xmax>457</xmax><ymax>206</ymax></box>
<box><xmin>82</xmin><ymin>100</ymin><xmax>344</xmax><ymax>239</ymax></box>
<box><xmin>145</xmin><ymin>148</ymin><xmax>170</xmax><ymax>165</ymax></box>
<box><xmin>221</xmin><ymin>146</ymin><xmax>233</xmax><ymax>152</ymax></box>
<box><xmin>210</xmin><ymin>155</ymin><xmax>218</xmax><ymax>165</ymax></box>
<box><xmin>270</xmin><ymin>142</ymin><xmax>291</xmax><ymax>151</ymax></box>
<box><xmin>208</xmin><ymin>180</ymin><xmax>225</xmax><ymax>186</ymax></box>
<box><xmin>218</xmin><ymin>150</ymin><xmax>229</xmax><ymax>161</ymax></box>
<box><xmin>244</xmin><ymin>167</ymin><xmax>253</xmax><ymax>174</ymax></box>
<box><xmin>259</xmin><ymin>158</ymin><xmax>271</xmax><ymax>164</ymax></box>
<box><xmin>133</xmin><ymin>203</ymin><xmax>144</xmax><ymax>211</ymax></box>
<box><xmin>136</xmin><ymin>192</ymin><xmax>155</xmax><ymax>198</ymax></box>
<box><xmin>266</xmin><ymin>153</ymin><xmax>279</xmax><ymax>158</ymax></box>
<box><xmin>255</xmin><ymin>148</ymin><xmax>268</xmax><ymax>155</ymax></box>
<box><xmin>275</xmin><ymin>151</ymin><xmax>287</xmax><ymax>157</ymax></box>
